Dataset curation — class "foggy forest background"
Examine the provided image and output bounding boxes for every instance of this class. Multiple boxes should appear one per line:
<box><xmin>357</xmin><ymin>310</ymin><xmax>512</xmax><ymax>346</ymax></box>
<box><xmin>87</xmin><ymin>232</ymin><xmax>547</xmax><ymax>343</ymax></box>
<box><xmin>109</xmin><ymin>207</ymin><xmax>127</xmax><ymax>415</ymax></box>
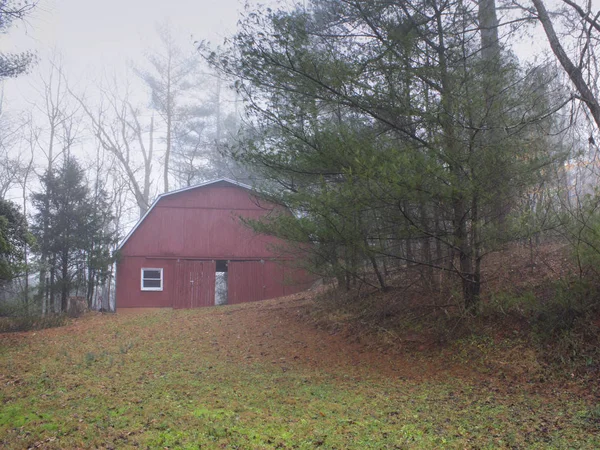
<box><xmin>0</xmin><ymin>0</ymin><xmax>600</xmax><ymax>323</ymax></box>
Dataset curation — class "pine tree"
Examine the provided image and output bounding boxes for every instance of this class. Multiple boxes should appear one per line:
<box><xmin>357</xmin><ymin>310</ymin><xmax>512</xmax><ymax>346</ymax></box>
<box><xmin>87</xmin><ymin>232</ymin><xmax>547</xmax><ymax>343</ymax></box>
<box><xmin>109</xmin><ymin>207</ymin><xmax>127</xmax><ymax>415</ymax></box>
<box><xmin>0</xmin><ymin>0</ymin><xmax>36</xmax><ymax>79</ymax></box>
<box><xmin>205</xmin><ymin>0</ymin><xmax>564</xmax><ymax>311</ymax></box>
<box><xmin>0</xmin><ymin>198</ymin><xmax>32</xmax><ymax>284</ymax></box>
<box><xmin>32</xmin><ymin>157</ymin><xmax>115</xmax><ymax>313</ymax></box>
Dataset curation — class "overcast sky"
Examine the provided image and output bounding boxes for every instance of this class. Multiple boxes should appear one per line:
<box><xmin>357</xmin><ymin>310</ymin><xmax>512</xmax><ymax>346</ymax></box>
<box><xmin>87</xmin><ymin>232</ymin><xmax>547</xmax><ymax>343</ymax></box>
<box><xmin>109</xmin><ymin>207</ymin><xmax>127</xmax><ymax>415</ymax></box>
<box><xmin>1</xmin><ymin>0</ymin><xmax>556</xmax><ymax>104</ymax></box>
<box><xmin>1</xmin><ymin>0</ymin><xmax>247</xmax><ymax>107</ymax></box>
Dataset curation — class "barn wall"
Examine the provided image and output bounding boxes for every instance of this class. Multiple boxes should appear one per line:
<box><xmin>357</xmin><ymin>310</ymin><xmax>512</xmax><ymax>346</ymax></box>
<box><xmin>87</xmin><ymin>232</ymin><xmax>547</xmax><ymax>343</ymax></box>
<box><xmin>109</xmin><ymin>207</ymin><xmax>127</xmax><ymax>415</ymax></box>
<box><xmin>264</xmin><ymin>262</ymin><xmax>286</xmax><ymax>300</ymax></box>
<box><xmin>116</xmin><ymin>257</ymin><xmax>176</xmax><ymax>308</ymax></box>
<box><xmin>229</xmin><ymin>260</ymin><xmax>314</xmax><ymax>304</ymax></box>
<box><xmin>117</xmin><ymin>182</ymin><xmax>313</xmax><ymax>309</ymax></box>
<box><xmin>158</xmin><ymin>183</ymin><xmax>270</xmax><ymax>209</ymax></box>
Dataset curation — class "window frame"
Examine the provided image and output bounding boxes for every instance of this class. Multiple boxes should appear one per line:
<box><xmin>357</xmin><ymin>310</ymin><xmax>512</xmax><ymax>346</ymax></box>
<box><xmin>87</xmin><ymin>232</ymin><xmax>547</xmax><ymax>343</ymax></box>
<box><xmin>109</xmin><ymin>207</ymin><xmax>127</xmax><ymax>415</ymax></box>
<box><xmin>141</xmin><ymin>267</ymin><xmax>164</xmax><ymax>291</ymax></box>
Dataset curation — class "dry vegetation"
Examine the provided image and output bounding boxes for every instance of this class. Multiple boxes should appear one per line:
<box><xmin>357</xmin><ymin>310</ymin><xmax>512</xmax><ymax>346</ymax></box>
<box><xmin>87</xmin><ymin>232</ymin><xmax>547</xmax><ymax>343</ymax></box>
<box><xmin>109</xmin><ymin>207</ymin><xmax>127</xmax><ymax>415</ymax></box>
<box><xmin>1</xmin><ymin>245</ymin><xmax>600</xmax><ymax>449</ymax></box>
<box><xmin>311</xmin><ymin>242</ymin><xmax>600</xmax><ymax>373</ymax></box>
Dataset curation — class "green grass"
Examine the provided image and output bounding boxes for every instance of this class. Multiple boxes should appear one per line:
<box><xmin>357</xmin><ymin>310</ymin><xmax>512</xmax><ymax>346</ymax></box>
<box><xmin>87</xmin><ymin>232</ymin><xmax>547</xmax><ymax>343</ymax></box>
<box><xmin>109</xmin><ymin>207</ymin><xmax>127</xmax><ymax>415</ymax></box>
<box><xmin>0</xmin><ymin>305</ymin><xmax>599</xmax><ymax>449</ymax></box>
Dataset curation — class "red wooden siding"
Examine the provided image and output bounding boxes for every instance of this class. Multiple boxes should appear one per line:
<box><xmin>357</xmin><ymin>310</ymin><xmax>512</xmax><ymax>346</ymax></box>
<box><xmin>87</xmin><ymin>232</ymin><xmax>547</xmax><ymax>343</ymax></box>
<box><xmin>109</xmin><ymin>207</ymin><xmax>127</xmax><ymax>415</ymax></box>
<box><xmin>120</xmin><ymin>185</ymin><xmax>283</xmax><ymax>259</ymax></box>
<box><xmin>228</xmin><ymin>260</ymin><xmax>314</xmax><ymax>304</ymax></box>
<box><xmin>174</xmin><ymin>260</ymin><xmax>216</xmax><ymax>308</ymax></box>
<box><xmin>228</xmin><ymin>261</ymin><xmax>265</xmax><ymax>304</ymax></box>
<box><xmin>263</xmin><ymin>262</ymin><xmax>285</xmax><ymax>300</ymax></box>
<box><xmin>282</xmin><ymin>265</ymin><xmax>315</xmax><ymax>295</ymax></box>
<box><xmin>116</xmin><ymin>257</ymin><xmax>175</xmax><ymax>308</ymax></box>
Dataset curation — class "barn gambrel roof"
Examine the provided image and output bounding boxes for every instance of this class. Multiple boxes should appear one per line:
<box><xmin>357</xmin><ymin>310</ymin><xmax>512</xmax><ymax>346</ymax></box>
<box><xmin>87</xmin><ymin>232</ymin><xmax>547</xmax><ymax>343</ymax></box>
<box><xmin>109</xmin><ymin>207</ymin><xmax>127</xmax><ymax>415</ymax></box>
<box><xmin>116</xmin><ymin>178</ymin><xmax>253</xmax><ymax>251</ymax></box>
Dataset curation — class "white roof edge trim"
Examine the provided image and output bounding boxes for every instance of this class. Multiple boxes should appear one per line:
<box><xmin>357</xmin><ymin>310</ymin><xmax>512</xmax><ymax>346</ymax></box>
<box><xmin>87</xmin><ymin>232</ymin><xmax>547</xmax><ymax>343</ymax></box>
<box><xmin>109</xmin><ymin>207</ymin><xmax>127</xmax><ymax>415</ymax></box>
<box><xmin>116</xmin><ymin>178</ymin><xmax>254</xmax><ymax>251</ymax></box>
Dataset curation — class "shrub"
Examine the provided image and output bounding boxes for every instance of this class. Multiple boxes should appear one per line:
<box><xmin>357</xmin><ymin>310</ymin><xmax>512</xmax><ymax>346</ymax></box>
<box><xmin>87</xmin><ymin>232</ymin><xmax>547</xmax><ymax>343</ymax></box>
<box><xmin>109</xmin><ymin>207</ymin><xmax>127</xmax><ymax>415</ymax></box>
<box><xmin>0</xmin><ymin>313</ymin><xmax>68</xmax><ymax>333</ymax></box>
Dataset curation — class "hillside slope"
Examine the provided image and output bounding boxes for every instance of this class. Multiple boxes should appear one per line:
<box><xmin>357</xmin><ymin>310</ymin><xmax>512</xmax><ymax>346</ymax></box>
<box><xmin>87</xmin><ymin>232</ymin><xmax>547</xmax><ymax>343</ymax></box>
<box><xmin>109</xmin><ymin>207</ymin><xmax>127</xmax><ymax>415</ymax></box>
<box><xmin>0</xmin><ymin>291</ymin><xmax>599</xmax><ymax>448</ymax></box>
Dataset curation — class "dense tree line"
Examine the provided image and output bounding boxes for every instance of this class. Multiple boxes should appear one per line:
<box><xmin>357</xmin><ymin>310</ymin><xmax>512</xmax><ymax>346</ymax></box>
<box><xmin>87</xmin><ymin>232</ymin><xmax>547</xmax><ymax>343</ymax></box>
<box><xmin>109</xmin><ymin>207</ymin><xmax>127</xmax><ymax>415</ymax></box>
<box><xmin>31</xmin><ymin>157</ymin><xmax>114</xmax><ymax>313</ymax></box>
<box><xmin>203</xmin><ymin>0</ymin><xmax>600</xmax><ymax>311</ymax></box>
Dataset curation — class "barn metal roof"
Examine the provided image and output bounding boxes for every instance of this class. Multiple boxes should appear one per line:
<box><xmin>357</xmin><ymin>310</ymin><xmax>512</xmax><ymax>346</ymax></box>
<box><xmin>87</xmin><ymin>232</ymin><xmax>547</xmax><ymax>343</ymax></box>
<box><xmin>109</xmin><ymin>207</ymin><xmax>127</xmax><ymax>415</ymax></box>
<box><xmin>116</xmin><ymin>178</ymin><xmax>253</xmax><ymax>251</ymax></box>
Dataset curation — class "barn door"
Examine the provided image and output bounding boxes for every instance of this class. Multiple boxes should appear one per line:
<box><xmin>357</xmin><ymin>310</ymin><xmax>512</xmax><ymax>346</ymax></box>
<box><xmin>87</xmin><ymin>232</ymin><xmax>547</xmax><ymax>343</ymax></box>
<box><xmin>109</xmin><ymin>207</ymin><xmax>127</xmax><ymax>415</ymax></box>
<box><xmin>228</xmin><ymin>261</ymin><xmax>265</xmax><ymax>305</ymax></box>
<box><xmin>174</xmin><ymin>260</ymin><xmax>216</xmax><ymax>308</ymax></box>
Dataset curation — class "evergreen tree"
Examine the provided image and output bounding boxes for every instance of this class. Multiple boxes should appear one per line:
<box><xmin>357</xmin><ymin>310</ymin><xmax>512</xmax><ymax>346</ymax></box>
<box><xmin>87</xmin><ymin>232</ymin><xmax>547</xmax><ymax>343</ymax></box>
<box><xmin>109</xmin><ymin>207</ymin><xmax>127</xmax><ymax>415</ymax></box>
<box><xmin>32</xmin><ymin>157</ymin><xmax>115</xmax><ymax>312</ymax></box>
<box><xmin>0</xmin><ymin>0</ymin><xmax>36</xmax><ymax>79</ymax></box>
<box><xmin>205</xmin><ymin>0</ymin><xmax>565</xmax><ymax>311</ymax></box>
<box><xmin>0</xmin><ymin>198</ymin><xmax>32</xmax><ymax>284</ymax></box>
<box><xmin>84</xmin><ymin>179</ymin><xmax>116</xmax><ymax>308</ymax></box>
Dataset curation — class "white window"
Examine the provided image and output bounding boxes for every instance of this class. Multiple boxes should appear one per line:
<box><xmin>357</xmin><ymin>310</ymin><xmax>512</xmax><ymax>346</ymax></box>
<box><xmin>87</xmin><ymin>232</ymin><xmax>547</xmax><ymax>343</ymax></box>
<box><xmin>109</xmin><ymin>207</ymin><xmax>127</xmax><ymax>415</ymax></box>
<box><xmin>141</xmin><ymin>268</ymin><xmax>163</xmax><ymax>291</ymax></box>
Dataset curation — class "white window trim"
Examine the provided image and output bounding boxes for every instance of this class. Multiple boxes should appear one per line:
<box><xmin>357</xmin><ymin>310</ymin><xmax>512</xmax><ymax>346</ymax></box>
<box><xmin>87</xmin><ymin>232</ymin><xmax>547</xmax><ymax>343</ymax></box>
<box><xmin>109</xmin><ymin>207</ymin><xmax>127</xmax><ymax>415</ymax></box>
<box><xmin>141</xmin><ymin>268</ymin><xmax>164</xmax><ymax>291</ymax></box>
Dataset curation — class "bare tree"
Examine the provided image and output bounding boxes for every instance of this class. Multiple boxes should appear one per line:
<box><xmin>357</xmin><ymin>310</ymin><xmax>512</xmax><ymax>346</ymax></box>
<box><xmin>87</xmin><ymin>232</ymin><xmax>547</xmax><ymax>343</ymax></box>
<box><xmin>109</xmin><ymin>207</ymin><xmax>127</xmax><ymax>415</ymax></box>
<box><xmin>135</xmin><ymin>21</ymin><xmax>201</xmax><ymax>192</ymax></box>
<box><xmin>101</xmin><ymin>170</ymin><xmax>130</xmax><ymax>311</ymax></box>
<box><xmin>0</xmin><ymin>89</ymin><xmax>30</xmax><ymax>198</ymax></box>
<box><xmin>530</xmin><ymin>0</ymin><xmax>600</xmax><ymax>130</ymax></box>
<box><xmin>72</xmin><ymin>80</ymin><xmax>155</xmax><ymax>218</ymax></box>
<box><xmin>19</xmin><ymin>117</ymin><xmax>36</xmax><ymax>307</ymax></box>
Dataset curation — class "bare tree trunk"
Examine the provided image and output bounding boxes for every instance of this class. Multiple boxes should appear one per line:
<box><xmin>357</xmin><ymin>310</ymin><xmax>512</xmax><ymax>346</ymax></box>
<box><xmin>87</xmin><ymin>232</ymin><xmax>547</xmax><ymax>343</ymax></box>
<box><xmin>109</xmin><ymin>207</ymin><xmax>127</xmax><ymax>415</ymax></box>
<box><xmin>61</xmin><ymin>247</ymin><xmax>69</xmax><ymax>312</ymax></box>
<box><xmin>72</xmin><ymin>89</ymin><xmax>154</xmax><ymax>218</ymax></box>
<box><xmin>531</xmin><ymin>0</ymin><xmax>600</xmax><ymax>130</ymax></box>
<box><xmin>434</xmin><ymin>209</ymin><xmax>444</xmax><ymax>289</ymax></box>
<box><xmin>471</xmin><ymin>194</ymin><xmax>482</xmax><ymax>311</ymax></box>
<box><xmin>144</xmin><ymin>116</ymin><xmax>154</xmax><ymax>215</ymax></box>
<box><xmin>38</xmin><ymin>87</ymin><xmax>58</xmax><ymax>312</ymax></box>
<box><xmin>164</xmin><ymin>88</ymin><xmax>171</xmax><ymax>193</ymax></box>
<box><xmin>479</xmin><ymin>0</ymin><xmax>500</xmax><ymax>69</ymax></box>
<box><xmin>215</xmin><ymin>75</ymin><xmax>222</xmax><ymax>155</ymax></box>
<box><xmin>49</xmin><ymin>259</ymin><xmax>56</xmax><ymax>313</ymax></box>
<box><xmin>135</xmin><ymin>22</ymin><xmax>202</xmax><ymax>191</ymax></box>
<box><xmin>420</xmin><ymin>205</ymin><xmax>433</xmax><ymax>284</ymax></box>
<box><xmin>434</xmin><ymin>3</ymin><xmax>481</xmax><ymax>311</ymax></box>
<box><xmin>454</xmin><ymin>195</ymin><xmax>478</xmax><ymax>313</ymax></box>
<box><xmin>19</xmin><ymin>124</ymin><xmax>36</xmax><ymax>313</ymax></box>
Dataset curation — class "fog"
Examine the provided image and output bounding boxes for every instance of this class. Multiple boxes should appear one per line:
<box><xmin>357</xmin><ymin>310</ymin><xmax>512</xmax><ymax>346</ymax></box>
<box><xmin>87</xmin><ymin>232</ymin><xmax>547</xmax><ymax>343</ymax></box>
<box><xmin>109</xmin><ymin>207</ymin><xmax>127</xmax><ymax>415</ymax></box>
<box><xmin>2</xmin><ymin>0</ymin><xmax>244</xmax><ymax>106</ymax></box>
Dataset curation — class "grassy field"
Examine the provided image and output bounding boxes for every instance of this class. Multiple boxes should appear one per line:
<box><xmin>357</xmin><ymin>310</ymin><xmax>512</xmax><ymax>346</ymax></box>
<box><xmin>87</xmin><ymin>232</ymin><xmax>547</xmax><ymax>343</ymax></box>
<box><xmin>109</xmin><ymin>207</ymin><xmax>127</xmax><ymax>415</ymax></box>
<box><xmin>1</xmin><ymin>295</ymin><xmax>599</xmax><ymax>449</ymax></box>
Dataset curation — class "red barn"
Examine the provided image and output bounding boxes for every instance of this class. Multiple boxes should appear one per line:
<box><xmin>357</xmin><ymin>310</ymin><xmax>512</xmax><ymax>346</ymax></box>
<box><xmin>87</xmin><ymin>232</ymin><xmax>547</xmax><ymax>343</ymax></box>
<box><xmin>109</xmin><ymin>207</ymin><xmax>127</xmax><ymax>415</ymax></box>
<box><xmin>115</xmin><ymin>179</ymin><xmax>310</xmax><ymax>310</ymax></box>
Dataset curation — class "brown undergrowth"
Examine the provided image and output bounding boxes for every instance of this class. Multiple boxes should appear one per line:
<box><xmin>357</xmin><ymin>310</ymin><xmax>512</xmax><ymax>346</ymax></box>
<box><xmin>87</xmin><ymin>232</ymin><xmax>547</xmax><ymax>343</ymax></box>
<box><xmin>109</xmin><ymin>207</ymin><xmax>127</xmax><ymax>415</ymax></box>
<box><xmin>308</xmin><ymin>242</ymin><xmax>600</xmax><ymax>386</ymax></box>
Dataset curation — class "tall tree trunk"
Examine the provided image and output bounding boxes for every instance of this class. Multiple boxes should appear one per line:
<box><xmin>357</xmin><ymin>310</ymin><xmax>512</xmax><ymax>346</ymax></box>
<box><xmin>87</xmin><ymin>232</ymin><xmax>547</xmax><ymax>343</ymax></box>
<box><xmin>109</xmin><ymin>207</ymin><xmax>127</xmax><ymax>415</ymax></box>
<box><xmin>435</xmin><ymin>2</ymin><xmax>480</xmax><ymax>311</ymax></box>
<box><xmin>479</xmin><ymin>0</ymin><xmax>510</xmax><ymax>230</ymax></box>
<box><xmin>49</xmin><ymin>259</ymin><xmax>56</xmax><ymax>313</ymax></box>
<box><xmin>87</xmin><ymin>256</ymin><xmax>95</xmax><ymax>308</ymax></box>
<box><xmin>37</xmin><ymin>131</ymin><xmax>54</xmax><ymax>312</ymax></box>
<box><xmin>61</xmin><ymin>248</ymin><xmax>69</xmax><ymax>312</ymax></box>
<box><xmin>479</xmin><ymin>0</ymin><xmax>500</xmax><ymax>73</ymax></box>
<box><xmin>420</xmin><ymin>205</ymin><xmax>433</xmax><ymax>284</ymax></box>
<box><xmin>434</xmin><ymin>208</ymin><xmax>444</xmax><ymax>290</ymax></box>
<box><xmin>454</xmin><ymin>196</ymin><xmax>478</xmax><ymax>312</ymax></box>
<box><xmin>21</xmin><ymin>153</ymin><xmax>33</xmax><ymax>313</ymax></box>
<box><xmin>164</xmin><ymin>107</ymin><xmax>171</xmax><ymax>192</ymax></box>
<box><xmin>144</xmin><ymin>115</ymin><xmax>154</xmax><ymax>216</ymax></box>
<box><xmin>531</xmin><ymin>0</ymin><xmax>600</xmax><ymax>130</ymax></box>
<box><xmin>164</xmin><ymin>64</ymin><xmax>172</xmax><ymax>193</ymax></box>
<box><xmin>215</xmin><ymin>76</ymin><xmax>222</xmax><ymax>156</ymax></box>
<box><xmin>368</xmin><ymin>252</ymin><xmax>387</xmax><ymax>291</ymax></box>
<box><xmin>471</xmin><ymin>194</ymin><xmax>482</xmax><ymax>312</ymax></box>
